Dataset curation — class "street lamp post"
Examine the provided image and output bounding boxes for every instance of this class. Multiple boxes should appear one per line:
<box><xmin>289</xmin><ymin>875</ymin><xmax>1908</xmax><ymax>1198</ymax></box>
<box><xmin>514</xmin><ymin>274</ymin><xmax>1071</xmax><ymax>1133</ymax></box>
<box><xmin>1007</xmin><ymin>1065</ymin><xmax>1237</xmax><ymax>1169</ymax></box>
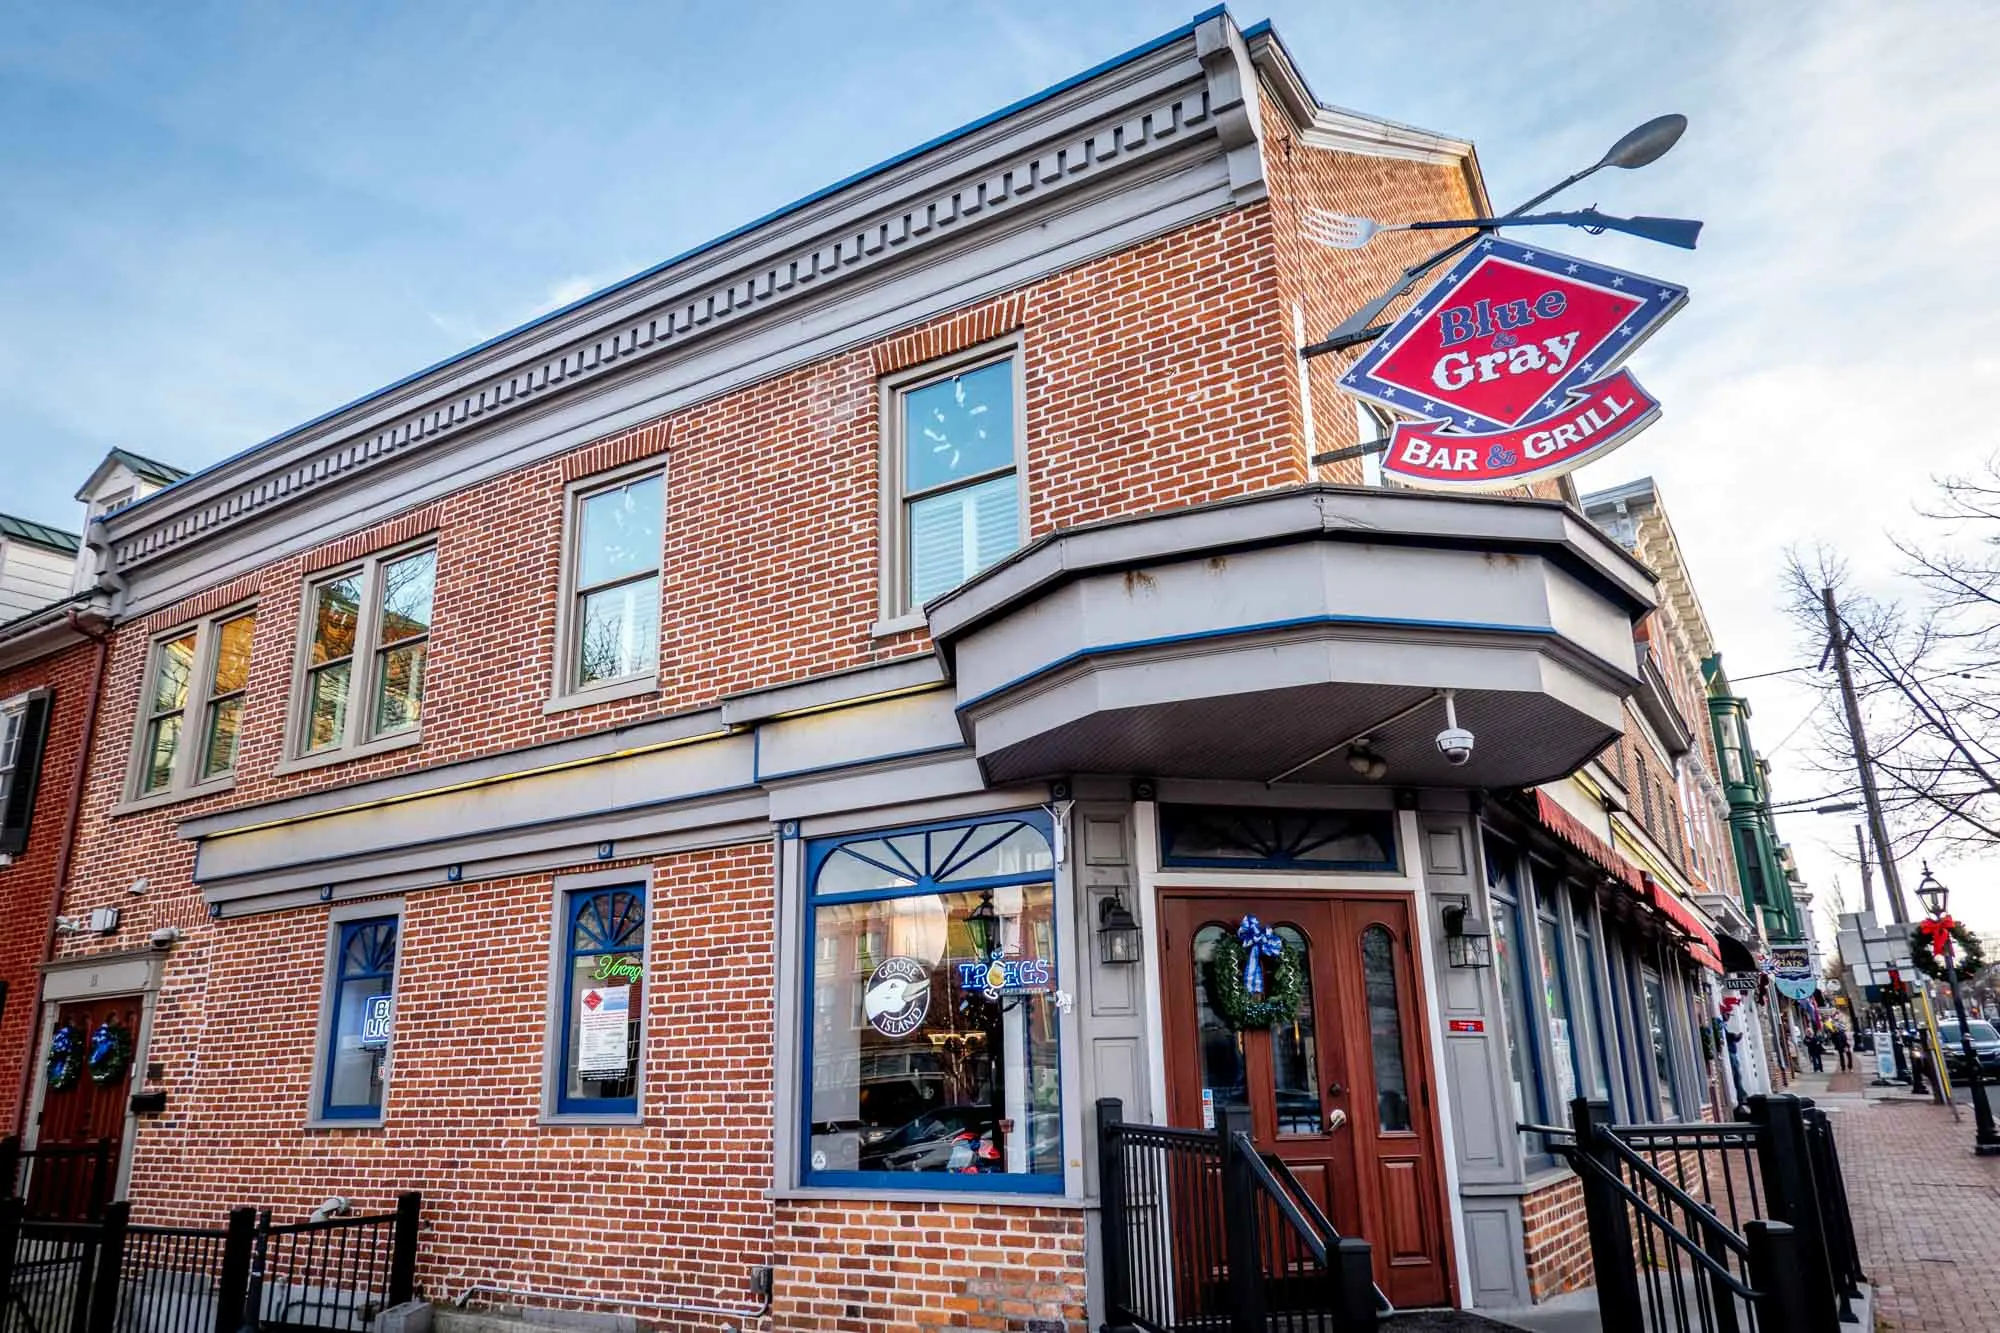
<box><xmin>1915</xmin><ymin>866</ymin><xmax>2000</xmax><ymax>1155</ymax></box>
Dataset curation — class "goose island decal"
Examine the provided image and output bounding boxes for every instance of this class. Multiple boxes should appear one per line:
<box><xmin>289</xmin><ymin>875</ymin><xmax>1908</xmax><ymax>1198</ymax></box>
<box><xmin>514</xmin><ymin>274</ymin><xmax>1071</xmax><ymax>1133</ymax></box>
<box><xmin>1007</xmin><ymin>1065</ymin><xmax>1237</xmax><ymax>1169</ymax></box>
<box><xmin>1339</xmin><ymin>238</ymin><xmax>1687</xmax><ymax>490</ymax></box>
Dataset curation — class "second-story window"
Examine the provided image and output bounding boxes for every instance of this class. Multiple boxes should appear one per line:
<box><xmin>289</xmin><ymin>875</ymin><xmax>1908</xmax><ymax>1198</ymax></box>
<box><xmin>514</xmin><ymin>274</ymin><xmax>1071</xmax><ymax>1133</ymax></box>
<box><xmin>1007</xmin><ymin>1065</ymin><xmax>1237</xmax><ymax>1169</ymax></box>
<box><xmin>885</xmin><ymin>346</ymin><xmax>1025</xmax><ymax>615</ymax></box>
<box><xmin>130</xmin><ymin>607</ymin><xmax>257</xmax><ymax>802</ymax></box>
<box><xmin>293</xmin><ymin>545</ymin><xmax>435</xmax><ymax>761</ymax></box>
<box><xmin>554</xmin><ymin>467</ymin><xmax>665</xmax><ymax>704</ymax></box>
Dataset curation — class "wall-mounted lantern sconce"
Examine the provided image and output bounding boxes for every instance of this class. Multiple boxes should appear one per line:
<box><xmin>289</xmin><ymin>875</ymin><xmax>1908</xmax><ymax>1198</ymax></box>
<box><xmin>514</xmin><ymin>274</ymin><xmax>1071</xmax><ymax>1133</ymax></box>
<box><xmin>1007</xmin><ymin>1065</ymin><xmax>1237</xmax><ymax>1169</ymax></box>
<box><xmin>1440</xmin><ymin>899</ymin><xmax>1492</xmax><ymax>969</ymax></box>
<box><xmin>966</xmin><ymin>889</ymin><xmax>1000</xmax><ymax>962</ymax></box>
<box><xmin>1098</xmin><ymin>891</ymin><xmax>1143</xmax><ymax>966</ymax></box>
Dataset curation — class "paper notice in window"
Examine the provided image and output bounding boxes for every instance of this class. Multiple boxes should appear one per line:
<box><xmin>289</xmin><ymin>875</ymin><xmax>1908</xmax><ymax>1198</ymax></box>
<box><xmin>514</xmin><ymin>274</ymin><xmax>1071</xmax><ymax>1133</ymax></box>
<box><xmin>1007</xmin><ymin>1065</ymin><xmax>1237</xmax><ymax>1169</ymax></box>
<box><xmin>578</xmin><ymin>985</ymin><xmax>632</xmax><ymax>1080</ymax></box>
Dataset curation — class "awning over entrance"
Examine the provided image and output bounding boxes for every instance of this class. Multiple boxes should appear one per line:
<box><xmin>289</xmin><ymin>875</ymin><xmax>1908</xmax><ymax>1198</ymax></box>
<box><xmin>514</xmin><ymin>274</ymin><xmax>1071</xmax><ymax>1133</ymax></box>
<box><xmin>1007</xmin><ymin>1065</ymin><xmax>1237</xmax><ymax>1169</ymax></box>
<box><xmin>1531</xmin><ymin>791</ymin><xmax>1723</xmax><ymax>972</ymax></box>
<box><xmin>926</xmin><ymin>486</ymin><xmax>1657</xmax><ymax>792</ymax></box>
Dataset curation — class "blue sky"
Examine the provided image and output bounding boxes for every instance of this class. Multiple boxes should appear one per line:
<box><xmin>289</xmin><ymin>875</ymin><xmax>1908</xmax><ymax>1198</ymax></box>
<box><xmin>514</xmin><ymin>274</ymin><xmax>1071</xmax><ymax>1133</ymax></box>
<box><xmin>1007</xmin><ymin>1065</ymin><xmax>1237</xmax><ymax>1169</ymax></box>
<box><xmin>4</xmin><ymin>1</ymin><xmax>1998</xmax><ymax>935</ymax></box>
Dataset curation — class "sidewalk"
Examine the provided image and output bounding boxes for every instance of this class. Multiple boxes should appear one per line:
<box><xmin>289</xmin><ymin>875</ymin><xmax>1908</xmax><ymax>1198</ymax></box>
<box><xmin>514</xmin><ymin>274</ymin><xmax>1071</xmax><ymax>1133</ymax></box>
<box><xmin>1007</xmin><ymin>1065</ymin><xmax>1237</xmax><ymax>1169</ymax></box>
<box><xmin>1795</xmin><ymin>1068</ymin><xmax>2000</xmax><ymax>1331</ymax></box>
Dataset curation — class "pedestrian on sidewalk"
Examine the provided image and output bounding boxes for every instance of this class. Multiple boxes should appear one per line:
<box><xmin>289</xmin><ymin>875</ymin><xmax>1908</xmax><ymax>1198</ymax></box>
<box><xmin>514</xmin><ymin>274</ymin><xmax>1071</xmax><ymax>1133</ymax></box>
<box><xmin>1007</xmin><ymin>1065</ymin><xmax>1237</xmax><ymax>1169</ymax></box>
<box><xmin>1806</xmin><ymin>1027</ymin><xmax>1826</xmax><ymax>1073</ymax></box>
<box><xmin>1831</xmin><ymin>1023</ymin><xmax>1852</xmax><ymax>1071</ymax></box>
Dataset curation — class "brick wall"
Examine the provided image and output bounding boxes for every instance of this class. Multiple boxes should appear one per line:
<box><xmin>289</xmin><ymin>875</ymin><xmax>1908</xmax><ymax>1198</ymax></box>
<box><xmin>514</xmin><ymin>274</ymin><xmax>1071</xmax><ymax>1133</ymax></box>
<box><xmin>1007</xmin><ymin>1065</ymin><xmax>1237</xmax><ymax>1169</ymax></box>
<box><xmin>35</xmin><ymin>116</ymin><xmax>1533</xmax><ymax>1328</ymax></box>
<box><xmin>771</xmin><ymin>1201</ymin><xmax>1086</xmax><ymax>1331</ymax></box>
<box><xmin>129</xmin><ymin>844</ymin><xmax>776</xmax><ymax>1321</ymax></box>
<box><xmin>1520</xmin><ymin>1171</ymin><xmax>1589</xmax><ymax>1301</ymax></box>
<box><xmin>0</xmin><ymin>635</ymin><xmax>103</xmax><ymax>1133</ymax></box>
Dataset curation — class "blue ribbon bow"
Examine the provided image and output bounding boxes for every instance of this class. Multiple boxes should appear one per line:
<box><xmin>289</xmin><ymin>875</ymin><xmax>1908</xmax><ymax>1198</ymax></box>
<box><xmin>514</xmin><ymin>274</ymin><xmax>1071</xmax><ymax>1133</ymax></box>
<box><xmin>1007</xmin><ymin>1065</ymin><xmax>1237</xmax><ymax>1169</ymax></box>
<box><xmin>1237</xmin><ymin>915</ymin><xmax>1283</xmax><ymax>995</ymax></box>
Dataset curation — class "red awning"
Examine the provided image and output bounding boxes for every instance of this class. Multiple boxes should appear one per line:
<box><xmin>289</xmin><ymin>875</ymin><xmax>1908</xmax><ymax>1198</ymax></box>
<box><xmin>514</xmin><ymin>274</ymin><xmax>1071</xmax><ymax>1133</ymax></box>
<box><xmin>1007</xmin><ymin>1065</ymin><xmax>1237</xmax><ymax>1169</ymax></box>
<box><xmin>1530</xmin><ymin>793</ymin><xmax>1723</xmax><ymax>973</ymax></box>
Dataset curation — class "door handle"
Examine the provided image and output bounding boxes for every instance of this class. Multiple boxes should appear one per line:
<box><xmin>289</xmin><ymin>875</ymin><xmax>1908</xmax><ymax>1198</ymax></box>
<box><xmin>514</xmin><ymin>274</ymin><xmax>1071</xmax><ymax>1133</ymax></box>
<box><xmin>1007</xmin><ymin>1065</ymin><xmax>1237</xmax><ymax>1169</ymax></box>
<box><xmin>1326</xmin><ymin>1108</ymin><xmax>1349</xmax><ymax>1133</ymax></box>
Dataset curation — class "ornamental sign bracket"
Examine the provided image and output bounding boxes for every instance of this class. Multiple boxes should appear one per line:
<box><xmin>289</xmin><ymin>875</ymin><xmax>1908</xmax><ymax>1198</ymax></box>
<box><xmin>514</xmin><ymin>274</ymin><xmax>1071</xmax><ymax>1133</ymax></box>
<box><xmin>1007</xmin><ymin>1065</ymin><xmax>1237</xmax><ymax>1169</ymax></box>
<box><xmin>1334</xmin><ymin>237</ymin><xmax>1687</xmax><ymax>491</ymax></box>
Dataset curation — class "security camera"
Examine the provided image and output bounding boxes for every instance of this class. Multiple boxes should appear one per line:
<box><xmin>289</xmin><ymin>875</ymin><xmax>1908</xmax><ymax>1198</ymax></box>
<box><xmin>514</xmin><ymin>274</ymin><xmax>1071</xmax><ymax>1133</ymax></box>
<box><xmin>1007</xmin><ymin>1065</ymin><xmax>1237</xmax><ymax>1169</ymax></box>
<box><xmin>149</xmin><ymin>926</ymin><xmax>182</xmax><ymax>950</ymax></box>
<box><xmin>1436</xmin><ymin>727</ymin><xmax>1476</xmax><ymax>766</ymax></box>
<box><xmin>1435</xmin><ymin>689</ymin><xmax>1474</xmax><ymax>766</ymax></box>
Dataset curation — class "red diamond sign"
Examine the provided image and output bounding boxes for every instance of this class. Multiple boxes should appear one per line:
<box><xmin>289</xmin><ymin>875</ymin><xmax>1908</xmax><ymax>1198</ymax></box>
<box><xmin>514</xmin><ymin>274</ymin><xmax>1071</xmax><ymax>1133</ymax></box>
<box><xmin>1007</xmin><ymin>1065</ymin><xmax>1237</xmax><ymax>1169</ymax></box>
<box><xmin>1338</xmin><ymin>238</ymin><xmax>1687</xmax><ymax>491</ymax></box>
<box><xmin>583</xmin><ymin>989</ymin><xmax>602</xmax><ymax>1011</ymax></box>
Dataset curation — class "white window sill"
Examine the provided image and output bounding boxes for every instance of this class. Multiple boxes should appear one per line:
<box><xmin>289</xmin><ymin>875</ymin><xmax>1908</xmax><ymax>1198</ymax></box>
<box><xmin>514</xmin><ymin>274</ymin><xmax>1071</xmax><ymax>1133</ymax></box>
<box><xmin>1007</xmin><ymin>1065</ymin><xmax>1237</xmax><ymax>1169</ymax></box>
<box><xmin>545</xmin><ymin>673</ymin><xmax>659</xmax><ymax>715</ymax></box>
<box><xmin>273</xmin><ymin>728</ymin><xmax>424</xmax><ymax>777</ymax></box>
<box><xmin>870</xmin><ymin>612</ymin><xmax>927</xmax><ymax>640</ymax></box>
<box><xmin>768</xmin><ymin>1185</ymin><xmax>1084</xmax><ymax>1208</ymax></box>
<box><xmin>113</xmin><ymin>776</ymin><xmax>237</xmax><ymax>818</ymax></box>
<box><xmin>304</xmin><ymin>1117</ymin><xmax>386</xmax><ymax>1132</ymax></box>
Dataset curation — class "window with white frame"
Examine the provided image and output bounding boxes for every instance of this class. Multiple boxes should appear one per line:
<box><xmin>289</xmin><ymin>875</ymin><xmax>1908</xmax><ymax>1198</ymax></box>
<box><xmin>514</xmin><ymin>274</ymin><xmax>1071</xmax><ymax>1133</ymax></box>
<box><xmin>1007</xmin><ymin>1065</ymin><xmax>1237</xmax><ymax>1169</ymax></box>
<box><xmin>884</xmin><ymin>347</ymin><xmax>1025</xmax><ymax>615</ymax></box>
<box><xmin>130</xmin><ymin>607</ymin><xmax>257</xmax><ymax>800</ymax></box>
<box><xmin>555</xmin><ymin>468</ymin><xmax>664</xmax><ymax>700</ymax></box>
<box><xmin>294</xmin><ymin>545</ymin><xmax>435</xmax><ymax>759</ymax></box>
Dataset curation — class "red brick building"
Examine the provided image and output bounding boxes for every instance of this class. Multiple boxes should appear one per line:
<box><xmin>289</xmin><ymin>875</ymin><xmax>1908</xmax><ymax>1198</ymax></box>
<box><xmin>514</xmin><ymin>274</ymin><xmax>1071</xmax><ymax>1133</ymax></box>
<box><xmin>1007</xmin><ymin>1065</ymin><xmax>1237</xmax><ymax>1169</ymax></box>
<box><xmin>22</xmin><ymin>11</ymin><xmax>1725</xmax><ymax>1327</ymax></box>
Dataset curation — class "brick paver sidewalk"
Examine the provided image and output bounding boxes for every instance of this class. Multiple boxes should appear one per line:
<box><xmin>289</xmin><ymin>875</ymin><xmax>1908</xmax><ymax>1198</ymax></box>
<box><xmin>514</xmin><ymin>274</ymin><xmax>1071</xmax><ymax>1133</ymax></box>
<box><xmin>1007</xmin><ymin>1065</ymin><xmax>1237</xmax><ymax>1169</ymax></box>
<box><xmin>1797</xmin><ymin>1071</ymin><xmax>2000</xmax><ymax>1330</ymax></box>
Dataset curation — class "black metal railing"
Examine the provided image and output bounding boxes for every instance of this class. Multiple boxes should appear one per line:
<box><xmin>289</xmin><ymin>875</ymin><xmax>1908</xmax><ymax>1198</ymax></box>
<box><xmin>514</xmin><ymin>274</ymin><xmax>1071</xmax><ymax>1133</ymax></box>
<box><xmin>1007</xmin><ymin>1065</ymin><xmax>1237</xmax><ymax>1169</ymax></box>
<box><xmin>1524</xmin><ymin>1094</ymin><xmax>1863</xmax><ymax>1333</ymax></box>
<box><xmin>1097</xmin><ymin>1098</ymin><xmax>1378</xmax><ymax>1333</ymax></box>
<box><xmin>0</xmin><ymin>1161</ymin><xmax>420</xmax><ymax>1333</ymax></box>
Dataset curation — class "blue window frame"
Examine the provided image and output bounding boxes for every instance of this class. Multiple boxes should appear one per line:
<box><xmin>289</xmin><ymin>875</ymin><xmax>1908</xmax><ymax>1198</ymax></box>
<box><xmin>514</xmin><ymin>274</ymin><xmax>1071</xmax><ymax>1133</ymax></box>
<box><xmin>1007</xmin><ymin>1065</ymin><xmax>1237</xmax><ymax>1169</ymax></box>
<box><xmin>321</xmin><ymin>916</ymin><xmax>397</xmax><ymax>1121</ymax></box>
<box><xmin>802</xmin><ymin>811</ymin><xmax>1063</xmax><ymax>1194</ymax></box>
<box><xmin>557</xmin><ymin>885</ymin><xmax>646</xmax><ymax>1116</ymax></box>
<box><xmin>1485</xmin><ymin>838</ymin><xmax>1552</xmax><ymax>1163</ymax></box>
<box><xmin>1159</xmin><ymin>804</ymin><xmax>1398</xmax><ymax>872</ymax></box>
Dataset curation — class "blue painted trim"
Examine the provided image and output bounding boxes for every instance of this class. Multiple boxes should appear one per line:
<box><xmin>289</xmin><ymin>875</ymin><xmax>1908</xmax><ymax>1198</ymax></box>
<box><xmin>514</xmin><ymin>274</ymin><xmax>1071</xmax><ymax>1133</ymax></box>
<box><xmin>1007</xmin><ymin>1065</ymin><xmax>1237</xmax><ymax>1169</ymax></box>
<box><xmin>320</xmin><ymin>915</ymin><xmax>398</xmax><ymax>1121</ymax></box>
<box><xmin>556</xmin><ymin>883</ymin><xmax>647</xmax><ymax>1117</ymax></box>
<box><xmin>116</xmin><ymin>9</ymin><xmax>1231</xmax><ymax>521</ymax></box>
<box><xmin>799</xmin><ymin>808</ymin><xmax>1065</xmax><ymax>1194</ymax></box>
<box><xmin>956</xmin><ymin>612</ymin><xmax>1556</xmax><ymax>714</ymax></box>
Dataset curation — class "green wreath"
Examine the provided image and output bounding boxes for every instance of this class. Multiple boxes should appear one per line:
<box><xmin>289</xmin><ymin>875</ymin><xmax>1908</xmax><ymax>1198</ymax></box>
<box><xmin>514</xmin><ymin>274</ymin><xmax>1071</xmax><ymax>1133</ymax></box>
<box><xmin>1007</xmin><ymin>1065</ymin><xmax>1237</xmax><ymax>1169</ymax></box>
<box><xmin>1911</xmin><ymin>920</ymin><xmax>1986</xmax><ymax>982</ymax></box>
<box><xmin>88</xmin><ymin>1020</ymin><xmax>133</xmax><ymax>1087</ymax></box>
<box><xmin>1207</xmin><ymin>937</ymin><xmax>1306</xmax><ymax>1031</ymax></box>
<box><xmin>45</xmin><ymin>1022</ymin><xmax>83</xmax><ymax>1092</ymax></box>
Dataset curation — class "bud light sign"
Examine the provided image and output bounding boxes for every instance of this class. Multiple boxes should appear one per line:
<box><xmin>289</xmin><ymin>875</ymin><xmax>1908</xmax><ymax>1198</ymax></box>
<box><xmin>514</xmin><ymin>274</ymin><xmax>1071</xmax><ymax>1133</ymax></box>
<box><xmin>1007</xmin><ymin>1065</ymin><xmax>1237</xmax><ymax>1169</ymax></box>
<box><xmin>359</xmin><ymin>993</ymin><xmax>394</xmax><ymax>1050</ymax></box>
<box><xmin>1339</xmin><ymin>238</ymin><xmax>1687</xmax><ymax>490</ymax></box>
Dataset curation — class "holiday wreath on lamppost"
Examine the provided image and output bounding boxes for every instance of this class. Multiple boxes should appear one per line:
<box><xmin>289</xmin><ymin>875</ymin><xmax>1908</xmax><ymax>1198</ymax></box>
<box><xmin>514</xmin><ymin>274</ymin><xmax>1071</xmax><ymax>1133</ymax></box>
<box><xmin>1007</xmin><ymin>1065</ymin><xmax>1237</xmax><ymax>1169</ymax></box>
<box><xmin>1207</xmin><ymin>915</ymin><xmax>1305</xmax><ymax>1030</ymax></box>
<box><xmin>1911</xmin><ymin>916</ymin><xmax>1986</xmax><ymax>982</ymax></box>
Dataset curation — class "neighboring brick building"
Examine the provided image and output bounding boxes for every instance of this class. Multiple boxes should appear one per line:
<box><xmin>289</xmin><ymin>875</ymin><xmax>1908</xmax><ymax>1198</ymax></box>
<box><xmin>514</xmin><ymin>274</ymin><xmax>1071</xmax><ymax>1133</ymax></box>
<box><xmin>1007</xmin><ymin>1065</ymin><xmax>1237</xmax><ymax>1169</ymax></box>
<box><xmin>22</xmin><ymin>11</ymin><xmax>1724</xmax><ymax>1327</ymax></box>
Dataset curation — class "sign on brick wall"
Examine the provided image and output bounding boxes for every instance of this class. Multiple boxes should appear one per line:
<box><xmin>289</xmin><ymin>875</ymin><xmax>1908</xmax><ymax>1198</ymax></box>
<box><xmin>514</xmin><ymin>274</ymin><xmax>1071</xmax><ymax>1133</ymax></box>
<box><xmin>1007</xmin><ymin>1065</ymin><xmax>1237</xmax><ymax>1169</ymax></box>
<box><xmin>1340</xmin><ymin>238</ymin><xmax>1687</xmax><ymax>490</ymax></box>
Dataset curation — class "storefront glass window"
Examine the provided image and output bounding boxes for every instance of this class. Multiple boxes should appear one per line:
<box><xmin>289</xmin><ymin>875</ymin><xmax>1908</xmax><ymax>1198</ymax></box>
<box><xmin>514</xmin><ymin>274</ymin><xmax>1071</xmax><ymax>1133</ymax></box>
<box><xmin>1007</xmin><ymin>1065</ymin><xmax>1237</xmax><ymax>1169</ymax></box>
<box><xmin>558</xmin><ymin>886</ymin><xmax>646</xmax><ymax>1115</ymax></box>
<box><xmin>1537</xmin><ymin>912</ymin><xmax>1580</xmax><ymax>1112</ymax></box>
<box><xmin>1571</xmin><ymin>895</ymin><xmax>1613</xmax><ymax>1104</ymax></box>
<box><xmin>1160</xmin><ymin>805</ymin><xmax>1397</xmax><ymax>871</ymax></box>
<box><xmin>1486</xmin><ymin>841</ymin><xmax>1544</xmax><ymax>1132</ymax></box>
<box><xmin>804</xmin><ymin>813</ymin><xmax>1063</xmax><ymax>1192</ymax></box>
<box><xmin>322</xmin><ymin>916</ymin><xmax>396</xmax><ymax>1120</ymax></box>
<box><xmin>1641</xmin><ymin>967</ymin><xmax>1680</xmax><ymax>1120</ymax></box>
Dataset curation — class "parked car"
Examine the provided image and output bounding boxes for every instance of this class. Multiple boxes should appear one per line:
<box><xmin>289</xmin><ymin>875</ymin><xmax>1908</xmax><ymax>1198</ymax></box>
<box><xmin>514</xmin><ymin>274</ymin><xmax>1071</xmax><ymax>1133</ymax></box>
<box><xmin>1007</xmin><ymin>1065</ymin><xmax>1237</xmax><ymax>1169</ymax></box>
<box><xmin>1937</xmin><ymin>1019</ymin><xmax>2000</xmax><ymax>1080</ymax></box>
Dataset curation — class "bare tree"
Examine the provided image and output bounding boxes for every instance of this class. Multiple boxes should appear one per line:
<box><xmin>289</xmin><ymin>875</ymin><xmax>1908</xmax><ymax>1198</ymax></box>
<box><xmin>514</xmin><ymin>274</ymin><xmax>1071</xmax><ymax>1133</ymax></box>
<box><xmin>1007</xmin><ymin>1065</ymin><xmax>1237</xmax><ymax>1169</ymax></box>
<box><xmin>1783</xmin><ymin>462</ymin><xmax>2000</xmax><ymax>860</ymax></box>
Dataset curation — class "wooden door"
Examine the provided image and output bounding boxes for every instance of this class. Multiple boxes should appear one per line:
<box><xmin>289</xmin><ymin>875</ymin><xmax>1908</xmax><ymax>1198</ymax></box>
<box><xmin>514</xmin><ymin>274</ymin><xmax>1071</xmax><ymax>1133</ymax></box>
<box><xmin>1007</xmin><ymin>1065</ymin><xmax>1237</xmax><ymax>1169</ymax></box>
<box><xmin>1329</xmin><ymin>896</ymin><xmax>1451</xmax><ymax>1308</ymax></box>
<box><xmin>1161</xmin><ymin>892</ymin><xmax>1451</xmax><ymax>1309</ymax></box>
<box><xmin>31</xmin><ymin>998</ymin><xmax>138</xmax><ymax>1218</ymax></box>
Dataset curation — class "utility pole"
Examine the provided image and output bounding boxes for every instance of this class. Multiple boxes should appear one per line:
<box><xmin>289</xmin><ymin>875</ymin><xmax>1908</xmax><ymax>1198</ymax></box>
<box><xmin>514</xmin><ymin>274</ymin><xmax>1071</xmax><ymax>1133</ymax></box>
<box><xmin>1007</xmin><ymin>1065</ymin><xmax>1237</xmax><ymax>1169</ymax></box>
<box><xmin>1823</xmin><ymin>586</ymin><xmax>1909</xmax><ymax>923</ymax></box>
<box><xmin>1855</xmin><ymin>823</ymin><xmax>1876</xmax><ymax>916</ymax></box>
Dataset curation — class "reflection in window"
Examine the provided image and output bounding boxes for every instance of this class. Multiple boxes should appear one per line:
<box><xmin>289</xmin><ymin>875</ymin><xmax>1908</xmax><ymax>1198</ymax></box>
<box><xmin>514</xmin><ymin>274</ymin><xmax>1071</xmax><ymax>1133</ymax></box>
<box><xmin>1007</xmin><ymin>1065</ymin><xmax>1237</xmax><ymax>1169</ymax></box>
<box><xmin>899</xmin><ymin>357</ymin><xmax>1021</xmax><ymax>608</ymax></box>
<box><xmin>1362</xmin><ymin>926</ymin><xmax>1412</xmax><ymax>1133</ymax></box>
<box><xmin>1160</xmin><ymin>805</ymin><xmax>1397</xmax><ymax>871</ymax></box>
<box><xmin>322</xmin><ymin>917</ymin><xmax>396</xmax><ymax>1119</ymax></box>
<box><xmin>1269</xmin><ymin>924</ymin><xmax>1322</xmax><ymax>1135</ymax></box>
<box><xmin>1535</xmin><ymin>891</ymin><xmax>1581</xmax><ymax>1110</ymax></box>
<box><xmin>1571</xmin><ymin>899</ymin><xmax>1613</xmax><ymax>1102</ymax></box>
<box><xmin>805</xmin><ymin>813</ymin><xmax>1061</xmax><ymax>1191</ymax></box>
<box><xmin>570</xmin><ymin>473</ymin><xmax>664</xmax><ymax>689</ymax></box>
<box><xmin>1193</xmin><ymin>926</ymin><xmax>1247</xmax><ymax>1131</ymax></box>
<box><xmin>558</xmin><ymin>886</ymin><xmax>646</xmax><ymax>1115</ymax></box>
<box><xmin>1641</xmin><ymin>968</ymin><xmax>1679</xmax><ymax>1120</ymax></box>
<box><xmin>1487</xmin><ymin>841</ymin><xmax>1543</xmax><ymax>1129</ymax></box>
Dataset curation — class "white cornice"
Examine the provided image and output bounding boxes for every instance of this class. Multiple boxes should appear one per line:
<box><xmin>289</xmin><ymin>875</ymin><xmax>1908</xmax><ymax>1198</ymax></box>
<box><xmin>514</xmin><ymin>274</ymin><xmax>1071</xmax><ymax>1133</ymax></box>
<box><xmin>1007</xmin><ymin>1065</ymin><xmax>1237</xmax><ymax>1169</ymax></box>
<box><xmin>1245</xmin><ymin>27</ymin><xmax>1481</xmax><ymax>183</ymax></box>
<box><xmin>104</xmin><ymin>16</ymin><xmax>1268</xmax><ymax>611</ymax></box>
